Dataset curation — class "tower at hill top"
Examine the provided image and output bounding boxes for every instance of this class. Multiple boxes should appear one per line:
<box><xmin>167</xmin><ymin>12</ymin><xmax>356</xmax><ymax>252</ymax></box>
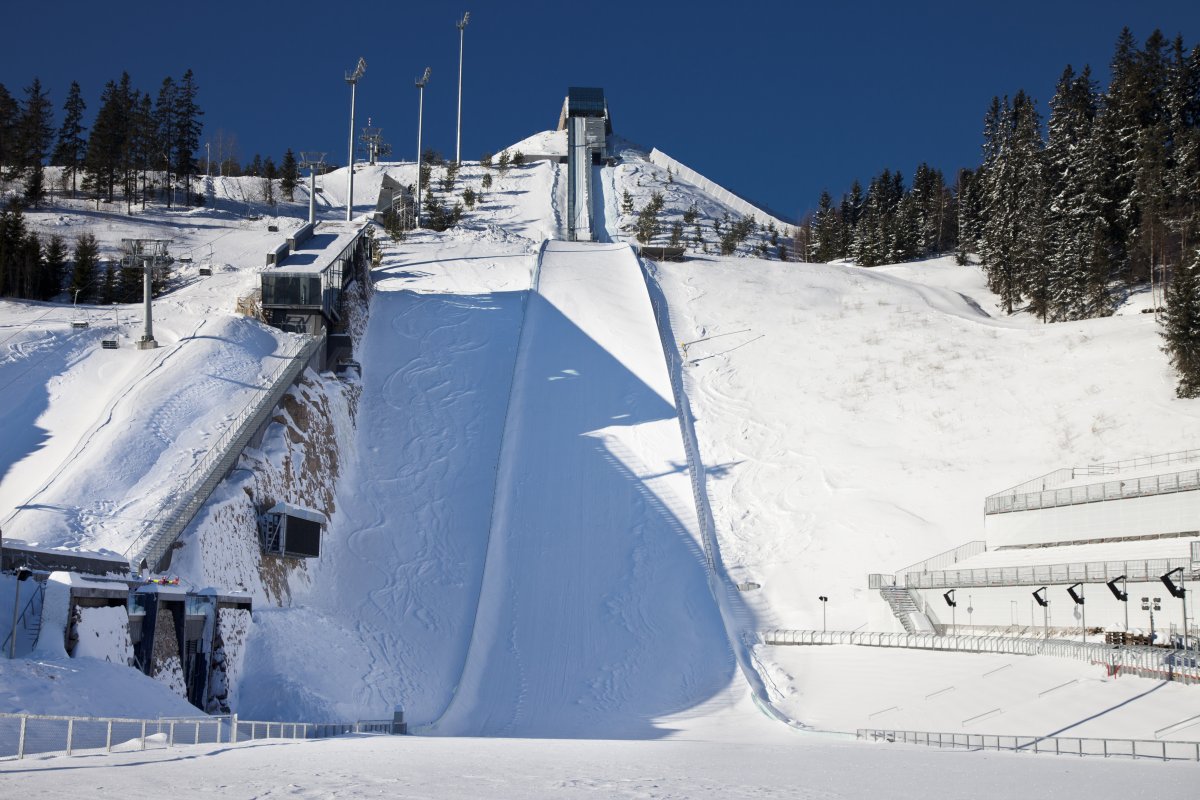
<box><xmin>557</xmin><ymin>87</ymin><xmax>612</xmax><ymax>242</ymax></box>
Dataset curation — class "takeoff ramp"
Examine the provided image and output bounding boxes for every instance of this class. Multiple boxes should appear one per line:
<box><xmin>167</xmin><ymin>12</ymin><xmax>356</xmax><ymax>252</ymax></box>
<box><xmin>433</xmin><ymin>241</ymin><xmax>735</xmax><ymax>738</ymax></box>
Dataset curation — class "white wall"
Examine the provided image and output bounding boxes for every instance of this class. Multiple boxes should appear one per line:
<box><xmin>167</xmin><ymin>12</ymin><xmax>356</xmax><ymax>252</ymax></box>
<box><xmin>985</xmin><ymin>491</ymin><xmax>1200</xmax><ymax>547</ymax></box>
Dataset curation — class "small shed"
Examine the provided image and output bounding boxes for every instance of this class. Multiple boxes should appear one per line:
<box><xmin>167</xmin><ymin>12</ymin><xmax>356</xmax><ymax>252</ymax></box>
<box><xmin>260</xmin><ymin>503</ymin><xmax>325</xmax><ymax>558</ymax></box>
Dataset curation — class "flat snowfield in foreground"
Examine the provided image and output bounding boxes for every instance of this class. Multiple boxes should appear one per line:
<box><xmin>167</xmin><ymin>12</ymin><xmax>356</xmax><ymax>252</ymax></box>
<box><xmin>3</xmin><ymin>734</ymin><xmax>1196</xmax><ymax>798</ymax></box>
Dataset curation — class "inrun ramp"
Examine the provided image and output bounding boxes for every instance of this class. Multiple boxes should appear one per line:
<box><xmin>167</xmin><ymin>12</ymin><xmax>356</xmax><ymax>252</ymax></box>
<box><xmin>434</xmin><ymin>241</ymin><xmax>735</xmax><ymax>738</ymax></box>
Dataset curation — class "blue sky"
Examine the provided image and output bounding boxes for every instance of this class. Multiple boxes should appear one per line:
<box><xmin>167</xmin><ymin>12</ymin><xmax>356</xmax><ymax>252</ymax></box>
<box><xmin>3</xmin><ymin>1</ymin><xmax>1199</xmax><ymax>220</ymax></box>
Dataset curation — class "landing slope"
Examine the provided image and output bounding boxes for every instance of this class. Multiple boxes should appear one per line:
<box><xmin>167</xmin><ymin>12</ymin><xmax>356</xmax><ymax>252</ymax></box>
<box><xmin>435</xmin><ymin>241</ymin><xmax>735</xmax><ymax>738</ymax></box>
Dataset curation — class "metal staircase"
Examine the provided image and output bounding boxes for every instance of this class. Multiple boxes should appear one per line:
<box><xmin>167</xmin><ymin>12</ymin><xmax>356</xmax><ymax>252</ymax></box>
<box><xmin>129</xmin><ymin>333</ymin><xmax>326</xmax><ymax>573</ymax></box>
<box><xmin>880</xmin><ymin>586</ymin><xmax>933</xmax><ymax>634</ymax></box>
<box><xmin>3</xmin><ymin>581</ymin><xmax>45</xmax><ymax>657</ymax></box>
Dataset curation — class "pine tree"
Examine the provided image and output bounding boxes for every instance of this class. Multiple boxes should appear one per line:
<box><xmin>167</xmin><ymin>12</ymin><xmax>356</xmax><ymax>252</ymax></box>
<box><xmin>811</xmin><ymin>190</ymin><xmax>839</xmax><ymax>262</ymax></box>
<box><xmin>16</xmin><ymin>78</ymin><xmax>54</xmax><ymax>207</ymax></box>
<box><xmin>635</xmin><ymin>192</ymin><xmax>665</xmax><ymax>243</ymax></box>
<box><xmin>1046</xmin><ymin>65</ymin><xmax>1113</xmax><ymax>320</ymax></box>
<box><xmin>979</xmin><ymin>92</ymin><xmax>1047</xmax><ymax>314</ymax></box>
<box><xmin>51</xmin><ymin>81</ymin><xmax>87</xmax><ymax>198</ymax></box>
<box><xmin>173</xmin><ymin>69</ymin><xmax>203</xmax><ymax>205</ymax></box>
<box><xmin>84</xmin><ymin>78</ymin><xmax>126</xmax><ymax>204</ymax></box>
<box><xmin>1161</xmin><ymin>248</ymin><xmax>1200</xmax><ymax>397</ymax></box>
<box><xmin>71</xmin><ymin>231</ymin><xmax>99</xmax><ymax>302</ymax></box>
<box><xmin>131</xmin><ymin>92</ymin><xmax>154</xmax><ymax>210</ymax></box>
<box><xmin>153</xmin><ymin>77</ymin><xmax>176</xmax><ymax>207</ymax></box>
<box><xmin>1164</xmin><ymin>37</ymin><xmax>1200</xmax><ymax>269</ymax></box>
<box><xmin>262</xmin><ymin>156</ymin><xmax>276</xmax><ymax>205</ymax></box>
<box><xmin>40</xmin><ymin>234</ymin><xmax>67</xmax><ymax>300</ymax></box>
<box><xmin>0</xmin><ymin>201</ymin><xmax>28</xmax><ymax>297</ymax></box>
<box><xmin>0</xmin><ymin>84</ymin><xmax>18</xmax><ymax>170</ymax></box>
<box><xmin>280</xmin><ymin>149</ymin><xmax>298</xmax><ymax>201</ymax></box>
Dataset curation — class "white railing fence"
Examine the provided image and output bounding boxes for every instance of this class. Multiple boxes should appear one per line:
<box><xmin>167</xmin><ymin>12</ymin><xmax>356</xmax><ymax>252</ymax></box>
<box><xmin>761</xmin><ymin>630</ymin><xmax>1200</xmax><ymax>683</ymax></box>
<box><xmin>857</xmin><ymin>728</ymin><xmax>1200</xmax><ymax>762</ymax></box>
<box><xmin>0</xmin><ymin>711</ymin><xmax>401</xmax><ymax>761</ymax></box>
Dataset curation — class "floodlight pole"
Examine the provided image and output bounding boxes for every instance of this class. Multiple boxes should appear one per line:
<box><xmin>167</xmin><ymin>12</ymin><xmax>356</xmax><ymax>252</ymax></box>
<box><xmin>415</xmin><ymin>67</ymin><xmax>431</xmax><ymax>228</ymax></box>
<box><xmin>818</xmin><ymin>595</ymin><xmax>828</xmax><ymax>633</ymax></box>
<box><xmin>455</xmin><ymin>12</ymin><xmax>470</xmax><ymax>165</ymax></box>
<box><xmin>345</xmin><ymin>57</ymin><xmax>367</xmax><ymax>223</ymax></box>
<box><xmin>1163</xmin><ymin>568</ymin><xmax>1189</xmax><ymax>649</ymax></box>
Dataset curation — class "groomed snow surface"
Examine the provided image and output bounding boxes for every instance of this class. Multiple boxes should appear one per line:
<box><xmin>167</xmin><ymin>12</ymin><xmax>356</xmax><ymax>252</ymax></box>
<box><xmin>4</xmin><ymin>143</ymin><xmax>1200</xmax><ymax>794</ymax></box>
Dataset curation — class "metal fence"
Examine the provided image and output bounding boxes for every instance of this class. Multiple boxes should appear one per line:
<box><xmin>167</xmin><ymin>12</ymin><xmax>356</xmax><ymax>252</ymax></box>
<box><xmin>0</xmin><ymin>712</ymin><xmax>400</xmax><ymax>761</ymax></box>
<box><xmin>985</xmin><ymin>466</ymin><xmax>1200</xmax><ymax>515</ymax></box>
<box><xmin>904</xmin><ymin>556</ymin><xmax>1195</xmax><ymax>589</ymax></box>
<box><xmin>857</xmin><ymin>728</ymin><xmax>1200</xmax><ymax>762</ymax></box>
<box><xmin>125</xmin><ymin>331</ymin><xmax>325</xmax><ymax>571</ymax></box>
<box><xmin>987</xmin><ymin>449</ymin><xmax>1200</xmax><ymax>504</ymax></box>
<box><xmin>761</xmin><ymin>630</ymin><xmax>1200</xmax><ymax>683</ymax></box>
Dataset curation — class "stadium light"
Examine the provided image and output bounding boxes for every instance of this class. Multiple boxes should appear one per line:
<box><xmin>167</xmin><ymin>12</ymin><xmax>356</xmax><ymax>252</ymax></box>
<box><xmin>414</xmin><ymin>67</ymin><xmax>431</xmax><ymax>228</ymax></box>
<box><xmin>943</xmin><ymin>589</ymin><xmax>957</xmax><ymax>637</ymax></box>
<box><xmin>1161</xmin><ymin>568</ymin><xmax>1189</xmax><ymax>648</ymax></box>
<box><xmin>818</xmin><ymin>595</ymin><xmax>828</xmax><ymax>633</ymax></box>
<box><xmin>1068</xmin><ymin>583</ymin><xmax>1085</xmax><ymax>644</ymax></box>
<box><xmin>345</xmin><ymin>57</ymin><xmax>367</xmax><ymax>222</ymax></box>
<box><xmin>455</xmin><ymin>12</ymin><xmax>470</xmax><ymax>164</ymax></box>
<box><xmin>1033</xmin><ymin>587</ymin><xmax>1049</xmax><ymax>639</ymax></box>
<box><xmin>1142</xmin><ymin>596</ymin><xmax>1162</xmax><ymax>645</ymax></box>
<box><xmin>1107</xmin><ymin>575</ymin><xmax>1129</xmax><ymax>632</ymax></box>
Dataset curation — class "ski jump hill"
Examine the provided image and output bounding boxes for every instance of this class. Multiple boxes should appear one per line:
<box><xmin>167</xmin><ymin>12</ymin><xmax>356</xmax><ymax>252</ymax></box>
<box><xmin>429</xmin><ymin>241</ymin><xmax>736</xmax><ymax>737</ymax></box>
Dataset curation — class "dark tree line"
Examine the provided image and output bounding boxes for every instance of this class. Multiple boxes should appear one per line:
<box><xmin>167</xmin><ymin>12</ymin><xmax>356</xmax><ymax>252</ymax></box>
<box><xmin>807</xmin><ymin>163</ymin><xmax>956</xmax><ymax>267</ymax></box>
<box><xmin>801</xmin><ymin>27</ymin><xmax>1200</xmax><ymax>331</ymax></box>
<box><xmin>0</xmin><ymin>71</ymin><xmax>205</xmax><ymax>212</ymax></box>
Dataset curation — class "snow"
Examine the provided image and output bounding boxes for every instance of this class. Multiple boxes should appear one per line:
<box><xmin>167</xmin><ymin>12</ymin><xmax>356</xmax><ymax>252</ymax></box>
<box><xmin>433</xmin><ymin>241</ymin><xmax>734</xmax><ymax>738</ymax></box>
<box><xmin>4</xmin><ymin>733</ymin><xmax>1197</xmax><ymax>798</ymax></box>
<box><xmin>71</xmin><ymin>605</ymin><xmax>132</xmax><ymax>664</ymax></box>
<box><xmin>5</xmin><ymin>128</ymin><xmax>1200</xmax><ymax>792</ymax></box>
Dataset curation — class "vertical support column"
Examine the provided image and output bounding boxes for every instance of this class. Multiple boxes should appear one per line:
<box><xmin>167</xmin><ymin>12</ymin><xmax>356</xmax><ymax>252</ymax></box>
<box><xmin>309</xmin><ymin>169</ymin><xmax>316</xmax><ymax>226</ymax></box>
<box><xmin>138</xmin><ymin>257</ymin><xmax>157</xmax><ymax>350</ymax></box>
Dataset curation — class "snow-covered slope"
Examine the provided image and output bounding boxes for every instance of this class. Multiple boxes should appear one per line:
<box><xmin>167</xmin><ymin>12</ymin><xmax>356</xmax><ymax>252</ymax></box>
<box><xmin>434</xmin><ymin>241</ymin><xmax>735</xmax><ymax>738</ymax></box>
<box><xmin>6</xmin><ymin>121</ymin><xmax>1200</xmax><ymax>774</ymax></box>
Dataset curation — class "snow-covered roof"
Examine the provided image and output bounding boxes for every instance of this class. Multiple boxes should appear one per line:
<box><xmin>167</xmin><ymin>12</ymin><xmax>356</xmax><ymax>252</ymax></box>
<box><xmin>268</xmin><ymin>502</ymin><xmax>326</xmax><ymax>525</ymax></box>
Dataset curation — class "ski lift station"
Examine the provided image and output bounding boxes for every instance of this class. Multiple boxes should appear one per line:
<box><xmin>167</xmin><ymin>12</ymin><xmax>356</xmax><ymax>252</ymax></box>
<box><xmin>260</xmin><ymin>221</ymin><xmax>371</xmax><ymax>337</ymax></box>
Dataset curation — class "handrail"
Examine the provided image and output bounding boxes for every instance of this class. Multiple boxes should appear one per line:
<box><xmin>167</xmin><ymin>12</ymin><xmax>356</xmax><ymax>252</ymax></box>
<box><xmin>894</xmin><ymin>540</ymin><xmax>987</xmax><ymax>582</ymax></box>
<box><xmin>987</xmin><ymin>457</ymin><xmax>1200</xmax><ymax>515</ymax></box>
<box><xmin>127</xmin><ymin>332</ymin><xmax>326</xmax><ymax>571</ymax></box>
<box><xmin>987</xmin><ymin>449</ymin><xmax>1200</xmax><ymax>502</ymax></box>
<box><xmin>1</xmin><ymin>581</ymin><xmax>44</xmax><ymax>654</ymax></box>
<box><xmin>904</xmin><ymin>556</ymin><xmax>1194</xmax><ymax>589</ymax></box>
<box><xmin>761</xmin><ymin>629</ymin><xmax>1200</xmax><ymax>683</ymax></box>
<box><xmin>858</xmin><ymin>728</ymin><xmax>1200</xmax><ymax>762</ymax></box>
